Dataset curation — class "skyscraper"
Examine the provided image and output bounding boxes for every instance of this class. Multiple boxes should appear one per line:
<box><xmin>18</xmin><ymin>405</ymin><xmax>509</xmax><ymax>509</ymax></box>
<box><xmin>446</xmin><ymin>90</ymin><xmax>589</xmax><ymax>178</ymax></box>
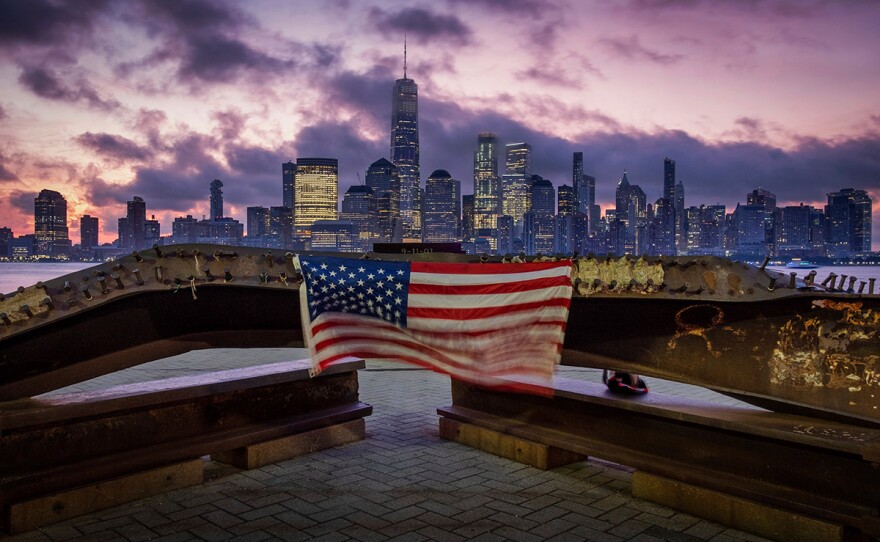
<box><xmin>208</xmin><ymin>179</ymin><xmax>223</xmax><ymax>220</ymax></box>
<box><xmin>557</xmin><ymin>184</ymin><xmax>575</xmax><ymax>216</ymax></box>
<box><xmin>663</xmin><ymin>157</ymin><xmax>676</xmax><ymax>202</ymax></box>
<box><xmin>390</xmin><ymin>42</ymin><xmax>420</xmax><ymax>240</ymax></box>
<box><xmin>341</xmin><ymin>185</ymin><xmax>377</xmax><ymax>251</ymax></box>
<box><xmin>776</xmin><ymin>204</ymin><xmax>814</xmax><ymax>257</ymax></box>
<box><xmin>365</xmin><ymin>158</ymin><xmax>401</xmax><ymax>243</ymax></box>
<box><xmin>247</xmin><ymin>206</ymin><xmax>269</xmax><ymax>238</ymax></box>
<box><xmin>572</xmin><ymin>152</ymin><xmax>585</xmax><ymax>213</ymax></box>
<box><xmin>674</xmin><ymin>181</ymin><xmax>685</xmax><ymax>254</ymax></box>
<box><xmin>523</xmin><ymin>176</ymin><xmax>555</xmax><ymax>255</ymax></box>
<box><xmin>825</xmin><ymin>188</ymin><xmax>872</xmax><ymax>256</ymax></box>
<box><xmin>282</xmin><ymin>161</ymin><xmax>296</xmax><ymax>208</ymax></box>
<box><xmin>119</xmin><ymin>196</ymin><xmax>147</xmax><ymax>250</ymax></box>
<box><xmin>501</xmin><ymin>142</ymin><xmax>532</xmax><ymax>240</ymax></box>
<box><xmin>615</xmin><ymin>172</ymin><xmax>647</xmax><ymax>255</ymax></box>
<box><xmin>473</xmin><ymin>132</ymin><xmax>500</xmax><ymax>237</ymax></box>
<box><xmin>80</xmin><ymin>215</ymin><xmax>99</xmax><ymax>250</ymax></box>
<box><xmin>34</xmin><ymin>189</ymin><xmax>70</xmax><ymax>257</ymax></box>
<box><xmin>505</xmin><ymin>143</ymin><xmax>532</xmax><ymax>176</ymax></box>
<box><xmin>294</xmin><ymin>158</ymin><xmax>338</xmax><ymax>235</ymax></box>
<box><xmin>423</xmin><ymin>170</ymin><xmax>461</xmax><ymax>242</ymax></box>
<box><xmin>462</xmin><ymin>194</ymin><xmax>475</xmax><ymax>242</ymax></box>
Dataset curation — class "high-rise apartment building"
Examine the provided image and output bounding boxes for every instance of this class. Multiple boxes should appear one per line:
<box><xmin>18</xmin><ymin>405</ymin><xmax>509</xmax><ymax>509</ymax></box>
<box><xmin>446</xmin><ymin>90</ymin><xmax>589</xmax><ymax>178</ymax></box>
<box><xmin>505</xmin><ymin>143</ymin><xmax>532</xmax><ymax>176</ymax></box>
<box><xmin>557</xmin><ymin>184</ymin><xmax>575</xmax><ymax>216</ymax></box>
<box><xmin>825</xmin><ymin>188</ymin><xmax>872</xmax><ymax>256</ymax></box>
<box><xmin>462</xmin><ymin>194</ymin><xmax>475</xmax><ymax>242</ymax></box>
<box><xmin>523</xmin><ymin>176</ymin><xmax>555</xmax><ymax>255</ymax></box>
<box><xmin>341</xmin><ymin>185</ymin><xmax>377</xmax><ymax>251</ymax></box>
<box><xmin>683</xmin><ymin>204</ymin><xmax>725</xmax><ymax>256</ymax></box>
<box><xmin>572</xmin><ymin>152</ymin><xmax>586</xmax><ymax>214</ymax></box>
<box><xmin>34</xmin><ymin>189</ymin><xmax>70</xmax><ymax>257</ymax></box>
<box><xmin>390</xmin><ymin>44</ymin><xmax>420</xmax><ymax>240</ymax></box>
<box><xmin>775</xmin><ymin>204</ymin><xmax>822</xmax><ymax>257</ymax></box>
<box><xmin>210</xmin><ymin>179</ymin><xmax>224</xmax><ymax>220</ymax></box>
<box><xmin>423</xmin><ymin>170</ymin><xmax>461</xmax><ymax>243</ymax></box>
<box><xmin>247</xmin><ymin>206</ymin><xmax>269</xmax><ymax>238</ymax></box>
<box><xmin>614</xmin><ymin>172</ymin><xmax>647</xmax><ymax>255</ymax></box>
<box><xmin>145</xmin><ymin>215</ymin><xmax>160</xmax><ymax>246</ymax></box>
<box><xmin>473</xmin><ymin>132</ymin><xmax>500</xmax><ymax>235</ymax></box>
<box><xmin>118</xmin><ymin>195</ymin><xmax>147</xmax><ymax>250</ymax></box>
<box><xmin>365</xmin><ymin>158</ymin><xmax>401</xmax><ymax>243</ymax></box>
<box><xmin>663</xmin><ymin>157</ymin><xmax>676</xmax><ymax>202</ymax></box>
<box><xmin>282</xmin><ymin>161</ymin><xmax>296</xmax><ymax>208</ymax></box>
<box><xmin>80</xmin><ymin>215</ymin><xmax>99</xmax><ymax>250</ymax></box>
<box><xmin>294</xmin><ymin>158</ymin><xmax>338</xmax><ymax>235</ymax></box>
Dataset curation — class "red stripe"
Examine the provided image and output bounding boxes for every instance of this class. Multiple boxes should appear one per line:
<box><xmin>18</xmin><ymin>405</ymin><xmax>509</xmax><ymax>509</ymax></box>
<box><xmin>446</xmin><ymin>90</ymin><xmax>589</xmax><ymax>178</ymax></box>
<box><xmin>408</xmin><ymin>275</ymin><xmax>571</xmax><ymax>295</ymax></box>
<box><xmin>407</xmin><ymin>297</ymin><xmax>571</xmax><ymax>320</ymax></box>
<box><xmin>313</xmin><ymin>328</ymin><xmax>564</xmax><ymax>373</ymax></box>
<box><xmin>318</xmin><ymin>350</ymin><xmax>546</xmax><ymax>385</ymax></box>
<box><xmin>411</xmin><ymin>260</ymin><xmax>571</xmax><ymax>275</ymax></box>
<box><xmin>316</xmin><ymin>354</ymin><xmax>553</xmax><ymax>397</ymax></box>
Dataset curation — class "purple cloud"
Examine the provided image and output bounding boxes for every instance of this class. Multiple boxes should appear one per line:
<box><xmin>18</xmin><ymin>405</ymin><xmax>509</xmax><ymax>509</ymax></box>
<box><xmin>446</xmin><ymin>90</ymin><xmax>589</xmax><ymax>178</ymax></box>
<box><xmin>75</xmin><ymin>132</ymin><xmax>152</xmax><ymax>163</ymax></box>
<box><xmin>447</xmin><ymin>0</ymin><xmax>557</xmax><ymax>17</ymax></box>
<box><xmin>18</xmin><ymin>66</ymin><xmax>120</xmax><ymax>110</ymax></box>
<box><xmin>369</xmin><ymin>7</ymin><xmax>473</xmax><ymax>45</ymax></box>
<box><xmin>599</xmin><ymin>35</ymin><xmax>683</xmax><ymax>65</ymax></box>
<box><xmin>177</xmin><ymin>35</ymin><xmax>296</xmax><ymax>83</ymax></box>
<box><xmin>0</xmin><ymin>0</ymin><xmax>108</xmax><ymax>48</ymax></box>
<box><xmin>0</xmin><ymin>155</ymin><xmax>18</xmax><ymax>182</ymax></box>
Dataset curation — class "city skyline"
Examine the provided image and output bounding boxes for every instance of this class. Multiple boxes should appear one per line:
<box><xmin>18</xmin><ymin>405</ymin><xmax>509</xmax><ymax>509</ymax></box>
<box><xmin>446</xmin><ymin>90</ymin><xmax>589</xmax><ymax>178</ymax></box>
<box><xmin>0</xmin><ymin>1</ymin><xmax>878</xmax><ymax>248</ymax></box>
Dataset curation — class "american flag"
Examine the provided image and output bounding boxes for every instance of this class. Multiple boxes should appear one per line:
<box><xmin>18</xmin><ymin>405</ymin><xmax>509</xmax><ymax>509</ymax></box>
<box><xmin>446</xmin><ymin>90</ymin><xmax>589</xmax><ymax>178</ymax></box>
<box><xmin>296</xmin><ymin>255</ymin><xmax>573</xmax><ymax>391</ymax></box>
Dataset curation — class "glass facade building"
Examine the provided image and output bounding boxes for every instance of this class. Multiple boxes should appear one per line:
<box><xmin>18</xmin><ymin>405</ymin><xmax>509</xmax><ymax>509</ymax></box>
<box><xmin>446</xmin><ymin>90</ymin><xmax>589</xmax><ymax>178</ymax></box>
<box><xmin>294</xmin><ymin>158</ymin><xmax>338</xmax><ymax>235</ymax></box>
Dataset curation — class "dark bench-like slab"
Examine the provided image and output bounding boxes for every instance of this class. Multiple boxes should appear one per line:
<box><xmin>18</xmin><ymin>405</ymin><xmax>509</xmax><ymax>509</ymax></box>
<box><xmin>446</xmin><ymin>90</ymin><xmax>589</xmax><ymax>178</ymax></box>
<box><xmin>438</xmin><ymin>377</ymin><xmax>880</xmax><ymax>542</ymax></box>
<box><xmin>0</xmin><ymin>357</ymin><xmax>371</xmax><ymax>533</ymax></box>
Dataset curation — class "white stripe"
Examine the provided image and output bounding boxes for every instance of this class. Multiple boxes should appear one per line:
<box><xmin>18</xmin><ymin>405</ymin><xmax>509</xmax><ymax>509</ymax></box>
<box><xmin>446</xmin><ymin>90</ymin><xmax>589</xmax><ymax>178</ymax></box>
<box><xmin>408</xmin><ymin>285</ymin><xmax>571</xmax><ymax>309</ymax></box>
<box><xmin>410</xmin><ymin>266</ymin><xmax>571</xmax><ymax>286</ymax></box>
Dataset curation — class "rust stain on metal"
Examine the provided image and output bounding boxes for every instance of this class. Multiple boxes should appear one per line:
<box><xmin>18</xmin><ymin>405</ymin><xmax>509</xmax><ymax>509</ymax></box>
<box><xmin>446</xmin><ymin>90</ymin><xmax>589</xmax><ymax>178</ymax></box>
<box><xmin>667</xmin><ymin>304</ymin><xmax>725</xmax><ymax>358</ymax></box>
<box><xmin>772</xmin><ymin>300</ymin><xmax>880</xmax><ymax>404</ymax></box>
<box><xmin>571</xmin><ymin>257</ymin><xmax>664</xmax><ymax>295</ymax></box>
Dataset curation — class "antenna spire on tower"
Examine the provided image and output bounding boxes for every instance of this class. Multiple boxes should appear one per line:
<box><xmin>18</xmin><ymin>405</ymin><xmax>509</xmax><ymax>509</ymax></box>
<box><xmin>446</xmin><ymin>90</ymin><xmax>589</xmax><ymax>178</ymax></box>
<box><xmin>403</xmin><ymin>35</ymin><xmax>407</xmax><ymax>79</ymax></box>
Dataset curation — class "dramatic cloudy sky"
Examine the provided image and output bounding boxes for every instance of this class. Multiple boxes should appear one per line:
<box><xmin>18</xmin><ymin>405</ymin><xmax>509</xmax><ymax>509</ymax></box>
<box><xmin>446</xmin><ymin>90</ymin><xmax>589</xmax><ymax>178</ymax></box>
<box><xmin>1</xmin><ymin>0</ymin><xmax>878</xmax><ymax>248</ymax></box>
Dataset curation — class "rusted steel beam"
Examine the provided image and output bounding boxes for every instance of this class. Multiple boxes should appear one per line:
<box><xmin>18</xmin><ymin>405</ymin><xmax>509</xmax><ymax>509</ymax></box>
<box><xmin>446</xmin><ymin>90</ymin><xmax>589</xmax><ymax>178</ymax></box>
<box><xmin>0</xmin><ymin>358</ymin><xmax>371</xmax><ymax>510</ymax></box>
<box><xmin>1</xmin><ymin>246</ymin><xmax>877</xmax><ymax>425</ymax></box>
<box><xmin>439</xmin><ymin>378</ymin><xmax>880</xmax><ymax>539</ymax></box>
<box><xmin>0</xmin><ymin>286</ymin><xmax>304</xmax><ymax>400</ymax></box>
<box><xmin>562</xmin><ymin>294</ymin><xmax>880</xmax><ymax>427</ymax></box>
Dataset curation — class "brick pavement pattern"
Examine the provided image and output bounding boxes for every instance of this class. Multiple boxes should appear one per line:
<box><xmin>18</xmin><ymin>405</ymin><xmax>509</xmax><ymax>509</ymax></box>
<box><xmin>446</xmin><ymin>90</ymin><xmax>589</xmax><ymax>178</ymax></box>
<box><xmin>7</xmin><ymin>350</ymin><xmax>771</xmax><ymax>542</ymax></box>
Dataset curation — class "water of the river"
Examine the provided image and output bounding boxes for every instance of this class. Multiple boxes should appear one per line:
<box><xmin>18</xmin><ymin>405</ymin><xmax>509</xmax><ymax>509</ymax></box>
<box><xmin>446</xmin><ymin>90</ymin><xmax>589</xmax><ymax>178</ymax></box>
<box><xmin>1</xmin><ymin>261</ymin><xmax>879</xmax><ymax>295</ymax></box>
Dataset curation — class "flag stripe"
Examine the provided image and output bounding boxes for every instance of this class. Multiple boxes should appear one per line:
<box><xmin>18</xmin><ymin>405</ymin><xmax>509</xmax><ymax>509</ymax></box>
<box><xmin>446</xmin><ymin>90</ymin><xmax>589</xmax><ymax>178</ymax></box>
<box><xmin>408</xmin><ymin>284</ymin><xmax>572</xmax><ymax>310</ymax></box>
<box><xmin>312</xmin><ymin>322</ymin><xmax>564</xmax><ymax>364</ymax></box>
<box><xmin>313</xmin><ymin>336</ymin><xmax>558</xmax><ymax>377</ymax></box>
<box><xmin>407</xmin><ymin>275</ymin><xmax>571</xmax><ymax>295</ymax></box>
<box><xmin>411</xmin><ymin>260</ymin><xmax>572</xmax><ymax>275</ymax></box>
<box><xmin>407</xmin><ymin>297</ymin><xmax>571</xmax><ymax>320</ymax></box>
<box><xmin>410</xmin><ymin>266</ymin><xmax>571</xmax><ymax>285</ymax></box>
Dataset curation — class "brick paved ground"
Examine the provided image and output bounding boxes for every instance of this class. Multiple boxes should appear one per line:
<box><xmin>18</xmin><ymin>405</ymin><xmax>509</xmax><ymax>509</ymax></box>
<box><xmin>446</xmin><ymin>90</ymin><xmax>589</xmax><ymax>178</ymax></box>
<box><xmin>6</xmin><ymin>350</ymin><xmax>771</xmax><ymax>542</ymax></box>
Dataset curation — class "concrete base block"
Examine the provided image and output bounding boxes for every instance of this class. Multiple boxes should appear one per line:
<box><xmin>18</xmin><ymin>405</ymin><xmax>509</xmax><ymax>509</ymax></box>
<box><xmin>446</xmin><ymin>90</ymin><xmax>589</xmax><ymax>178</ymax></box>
<box><xmin>213</xmin><ymin>419</ymin><xmax>366</xmax><ymax>469</ymax></box>
<box><xmin>632</xmin><ymin>471</ymin><xmax>845</xmax><ymax>542</ymax></box>
<box><xmin>439</xmin><ymin>417</ymin><xmax>585</xmax><ymax>469</ymax></box>
<box><xmin>5</xmin><ymin>459</ymin><xmax>203</xmax><ymax>534</ymax></box>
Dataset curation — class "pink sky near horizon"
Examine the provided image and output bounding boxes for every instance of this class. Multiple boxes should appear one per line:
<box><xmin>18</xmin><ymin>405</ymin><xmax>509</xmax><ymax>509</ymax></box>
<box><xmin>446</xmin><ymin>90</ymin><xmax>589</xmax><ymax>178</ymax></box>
<box><xmin>0</xmin><ymin>0</ymin><xmax>878</xmax><ymax>249</ymax></box>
